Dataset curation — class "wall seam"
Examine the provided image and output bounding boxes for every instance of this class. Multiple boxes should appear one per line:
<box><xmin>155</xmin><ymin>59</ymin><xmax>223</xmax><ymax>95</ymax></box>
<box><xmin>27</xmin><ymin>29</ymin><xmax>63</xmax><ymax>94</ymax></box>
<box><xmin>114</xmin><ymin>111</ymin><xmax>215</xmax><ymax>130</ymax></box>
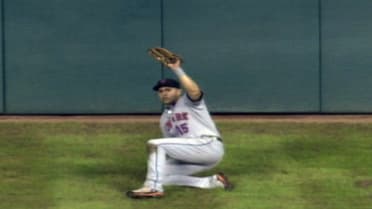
<box><xmin>1</xmin><ymin>0</ymin><xmax>6</xmax><ymax>114</ymax></box>
<box><xmin>160</xmin><ymin>0</ymin><xmax>165</xmax><ymax>78</ymax></box>
<box><xmin>318</xmin><ymin>0</ymin><xmax>323</xmax><ymax>113</ymax></box>
<box><xmin>160</xmin><ymin>0</ymin><xmax>164</xmax><ymax>112</ymax></box>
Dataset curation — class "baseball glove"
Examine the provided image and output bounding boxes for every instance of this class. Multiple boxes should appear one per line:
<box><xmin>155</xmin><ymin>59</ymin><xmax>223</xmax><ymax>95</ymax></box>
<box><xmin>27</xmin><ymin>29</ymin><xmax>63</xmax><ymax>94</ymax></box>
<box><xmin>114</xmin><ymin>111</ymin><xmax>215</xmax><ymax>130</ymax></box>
<box><xmin>148</xmin><ymin>47</ymin><xmax>183</xmax><ymax>65</ymax></box>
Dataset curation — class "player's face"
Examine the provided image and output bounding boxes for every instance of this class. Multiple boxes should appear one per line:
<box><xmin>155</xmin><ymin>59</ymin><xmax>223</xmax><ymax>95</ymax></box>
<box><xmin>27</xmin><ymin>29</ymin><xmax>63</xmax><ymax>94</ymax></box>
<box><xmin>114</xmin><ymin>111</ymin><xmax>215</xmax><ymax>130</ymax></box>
<box><xmin>157</xmin><ymin>87</ymin><xmax>182</xmax><ymax>105</ymax></box>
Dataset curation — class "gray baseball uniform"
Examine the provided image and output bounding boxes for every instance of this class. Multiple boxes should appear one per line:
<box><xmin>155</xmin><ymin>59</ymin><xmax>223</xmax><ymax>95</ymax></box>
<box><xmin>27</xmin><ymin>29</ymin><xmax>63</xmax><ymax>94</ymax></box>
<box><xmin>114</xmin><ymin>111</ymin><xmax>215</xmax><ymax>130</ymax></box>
<box><xmin>143</xmin><ymin>94</ymin><xmax>225</xmax><ymax>192</ymax></box>
<box><xmin>160</xmin><ymin>94</ymin><xmax>221</xmax><ymax>138</ymax></box>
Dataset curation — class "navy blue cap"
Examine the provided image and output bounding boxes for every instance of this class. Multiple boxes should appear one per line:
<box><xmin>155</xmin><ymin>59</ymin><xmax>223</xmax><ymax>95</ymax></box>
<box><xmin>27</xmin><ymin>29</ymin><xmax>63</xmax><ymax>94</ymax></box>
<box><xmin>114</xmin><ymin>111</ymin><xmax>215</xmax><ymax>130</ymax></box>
<box><xmin>152</xmin><ymin>78</ymin><xmax>181</xmax><ymax>91</ymax></box>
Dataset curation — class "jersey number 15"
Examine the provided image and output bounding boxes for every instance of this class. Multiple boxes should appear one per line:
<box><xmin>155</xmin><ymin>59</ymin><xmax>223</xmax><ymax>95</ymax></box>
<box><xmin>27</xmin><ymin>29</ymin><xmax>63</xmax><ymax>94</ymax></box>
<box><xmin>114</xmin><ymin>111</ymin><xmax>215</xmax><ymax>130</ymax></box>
<box><xmin>175</xmin><ymin>123</ymin><xmax>189</xmax><ymax>135</ymax></box>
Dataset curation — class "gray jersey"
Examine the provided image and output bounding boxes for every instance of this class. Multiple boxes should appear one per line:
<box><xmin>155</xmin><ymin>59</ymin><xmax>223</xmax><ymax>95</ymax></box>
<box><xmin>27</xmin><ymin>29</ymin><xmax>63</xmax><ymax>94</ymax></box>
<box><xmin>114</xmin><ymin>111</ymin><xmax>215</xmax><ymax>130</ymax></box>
<box><xmin>160</xmin><ymin>94</ymin><xmax>220</xmax><ymax>138</ymax></box>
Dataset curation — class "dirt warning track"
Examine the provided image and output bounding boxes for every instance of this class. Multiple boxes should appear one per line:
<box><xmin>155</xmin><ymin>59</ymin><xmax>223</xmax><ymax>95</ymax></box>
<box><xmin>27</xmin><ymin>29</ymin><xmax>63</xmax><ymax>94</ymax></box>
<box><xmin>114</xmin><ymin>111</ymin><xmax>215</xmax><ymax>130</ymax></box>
<box><xmin>1</xmin><ymin>115</ymin><xmax>372</xmax><ymax>123</ymax></box>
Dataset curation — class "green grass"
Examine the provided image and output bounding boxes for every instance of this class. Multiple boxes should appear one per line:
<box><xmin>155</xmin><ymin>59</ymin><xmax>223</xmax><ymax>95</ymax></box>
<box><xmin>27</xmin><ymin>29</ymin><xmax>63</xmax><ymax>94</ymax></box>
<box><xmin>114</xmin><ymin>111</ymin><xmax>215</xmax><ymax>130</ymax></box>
<box><xmin>0</xmin><ymin>121</ymin><xmax>371</xmax><ymax>209</ymax></box>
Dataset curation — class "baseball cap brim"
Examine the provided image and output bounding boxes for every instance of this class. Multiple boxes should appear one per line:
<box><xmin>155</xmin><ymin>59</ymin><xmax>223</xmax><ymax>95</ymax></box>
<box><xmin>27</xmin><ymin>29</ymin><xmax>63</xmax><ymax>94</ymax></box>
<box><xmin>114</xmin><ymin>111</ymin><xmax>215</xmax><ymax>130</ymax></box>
<box><xmin>153</xmin><ymin>78</ymin><xmax>181</xmax><ymax>91</ymax></box>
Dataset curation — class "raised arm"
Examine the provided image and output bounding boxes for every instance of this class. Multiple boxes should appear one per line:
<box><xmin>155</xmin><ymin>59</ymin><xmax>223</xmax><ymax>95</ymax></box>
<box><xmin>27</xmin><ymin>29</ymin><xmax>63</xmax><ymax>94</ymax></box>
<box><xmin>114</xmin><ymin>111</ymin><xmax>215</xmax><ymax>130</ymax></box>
<box><xmin>167</xmin><ymin>60</ymin><xmax>202</xmax><ymax>101</ymax></box>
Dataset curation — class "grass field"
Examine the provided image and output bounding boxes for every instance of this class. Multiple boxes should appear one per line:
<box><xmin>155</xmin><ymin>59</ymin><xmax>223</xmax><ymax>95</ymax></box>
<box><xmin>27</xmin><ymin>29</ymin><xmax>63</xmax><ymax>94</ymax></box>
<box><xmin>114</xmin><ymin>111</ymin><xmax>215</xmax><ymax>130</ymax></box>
<box><xmin>0</xmin><ymin>120</ymin><xmax>371</xmax><ymax>209</ymax></box>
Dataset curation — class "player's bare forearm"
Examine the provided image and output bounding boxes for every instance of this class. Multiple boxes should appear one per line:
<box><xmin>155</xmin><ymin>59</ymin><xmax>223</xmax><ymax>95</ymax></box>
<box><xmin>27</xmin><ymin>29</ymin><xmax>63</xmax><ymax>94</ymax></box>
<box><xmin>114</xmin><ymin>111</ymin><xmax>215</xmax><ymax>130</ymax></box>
<box><xmin>178</xmin><ymin>74</ymin><xmax>202</xmax><ymax>100</ymax></box>
<box><xmin>167</xmin><ymin>61</ymin><xmax>202</xmax><ymax>101</ymax></box>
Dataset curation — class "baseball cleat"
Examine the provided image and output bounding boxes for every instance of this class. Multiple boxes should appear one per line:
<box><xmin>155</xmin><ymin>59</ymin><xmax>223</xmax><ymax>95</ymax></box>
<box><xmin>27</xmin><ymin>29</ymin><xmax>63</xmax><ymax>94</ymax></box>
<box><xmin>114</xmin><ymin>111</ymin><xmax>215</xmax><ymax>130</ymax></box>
<box><xmin>216</xmin><ymin>172</ymin><xmax>234</xmax><ymax>191</ymax></box>
<box><xmin>126</xmin><ymin>187</ymin><xmax>164</xmax><ymax>199</ymax></box>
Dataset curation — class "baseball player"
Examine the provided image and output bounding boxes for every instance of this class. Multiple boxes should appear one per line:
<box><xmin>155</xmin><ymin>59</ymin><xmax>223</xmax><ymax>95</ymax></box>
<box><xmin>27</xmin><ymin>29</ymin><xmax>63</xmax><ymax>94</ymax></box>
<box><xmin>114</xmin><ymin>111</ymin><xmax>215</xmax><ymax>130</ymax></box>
<box><xmin>127</xmin><ymin>51</ymin><xmax>232</xmax><ymax>199</ymax></box>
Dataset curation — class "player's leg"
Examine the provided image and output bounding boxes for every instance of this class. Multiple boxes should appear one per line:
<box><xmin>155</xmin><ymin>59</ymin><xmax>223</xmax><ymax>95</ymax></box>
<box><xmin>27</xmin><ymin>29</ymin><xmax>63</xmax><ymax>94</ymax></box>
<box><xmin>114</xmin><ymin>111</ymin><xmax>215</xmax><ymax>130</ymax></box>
<box><xmin>143</xmin><ymin>137</ymin><xmax>224</xmax><ymax>191</ymax></box>
<box><xmin>127</xmin><ymin>137</ymin><xmax>229</xmax><ymax>198</ymax></box>
<box><xmin>142</xmin><ymin>144</ymin><xmax>167</xmax><ymax>192</ymax></box>
<box><xmin>162</xmin><ymin>162</ymin><xmax>224</xmax><ymax>189</ymax></box>
<box><xmin>148</xmin><ymin>137</ymin><xmax>224</xmax><ymax>164</ymax></box>
<box><xmin>126</xmin><ymin>143</ymin><xmax>167</xmax><ymax>199</ymax></box>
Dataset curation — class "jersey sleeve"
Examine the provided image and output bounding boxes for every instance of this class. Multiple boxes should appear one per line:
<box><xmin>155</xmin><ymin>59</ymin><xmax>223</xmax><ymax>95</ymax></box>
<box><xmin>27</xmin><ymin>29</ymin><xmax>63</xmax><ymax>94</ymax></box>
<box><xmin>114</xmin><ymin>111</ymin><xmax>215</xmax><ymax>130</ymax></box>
<box><xmin>184</xmin><ymin>92</ymin><xmax>205</xmax><ymax>108</ymax></box>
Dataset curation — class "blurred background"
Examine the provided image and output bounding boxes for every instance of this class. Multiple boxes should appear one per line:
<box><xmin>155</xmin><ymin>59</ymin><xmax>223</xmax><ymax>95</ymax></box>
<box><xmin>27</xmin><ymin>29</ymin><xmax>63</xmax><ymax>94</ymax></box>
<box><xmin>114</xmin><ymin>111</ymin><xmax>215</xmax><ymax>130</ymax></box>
<box><xmin>0</xmin><ymin>0</ymin><xmax>371</xmax><ymax>114</ymax></box>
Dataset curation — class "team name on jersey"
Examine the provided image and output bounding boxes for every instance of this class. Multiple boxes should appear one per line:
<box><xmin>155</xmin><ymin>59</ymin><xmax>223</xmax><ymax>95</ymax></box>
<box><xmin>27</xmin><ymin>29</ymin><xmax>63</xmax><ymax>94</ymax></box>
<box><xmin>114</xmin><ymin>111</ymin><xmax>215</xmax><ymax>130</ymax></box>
<box><xmin>166</xmin><ymin>112</ymin><xmax>188</xmax><ymax>126</ymax></box>
<box><xmin>165</xmin><ymin>112</ymin><xmax>189</xmax><ymax>135</ymax></box>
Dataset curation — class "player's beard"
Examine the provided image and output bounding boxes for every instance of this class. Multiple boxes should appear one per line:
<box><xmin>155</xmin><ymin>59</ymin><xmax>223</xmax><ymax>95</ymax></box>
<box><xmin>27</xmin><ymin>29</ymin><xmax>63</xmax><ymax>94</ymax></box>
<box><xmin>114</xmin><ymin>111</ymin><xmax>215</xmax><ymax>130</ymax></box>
<box><xmin>161</xmin><ymin>96</ymin><xmax>178</xmax><ymax>105</ymax></box>
<box><xmin>161</xmin><ymin>93</ymin><xmax>182</xmax><ymax>105</ymax></box>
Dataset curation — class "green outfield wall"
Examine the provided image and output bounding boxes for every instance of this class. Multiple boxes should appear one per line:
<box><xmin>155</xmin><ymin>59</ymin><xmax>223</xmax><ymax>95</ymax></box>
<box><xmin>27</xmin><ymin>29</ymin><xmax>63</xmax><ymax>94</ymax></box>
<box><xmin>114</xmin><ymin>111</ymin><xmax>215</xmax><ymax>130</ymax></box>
<box><xmin>0</xmin><ymin>0</ymin><xmax>371</xmax><ymax>114</ymax></box>
<box><xmin>321</xmin><ymin>0</ymin><xmax>372</xmax><ymax>113</ymax></box>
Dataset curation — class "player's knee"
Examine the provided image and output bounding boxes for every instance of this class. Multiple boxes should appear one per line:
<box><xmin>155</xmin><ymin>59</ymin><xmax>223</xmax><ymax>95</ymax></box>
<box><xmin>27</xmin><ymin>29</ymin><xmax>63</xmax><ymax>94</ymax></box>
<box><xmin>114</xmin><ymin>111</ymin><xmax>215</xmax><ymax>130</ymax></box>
<box><xmin>147</xmin><ymin>138</ymin><xmax>163</xmax><ymax>146</ymax></box>
<box><xmin>147</xmin><ymin>139</ymin><xmax>159</xmax><ymax>151</ymax></box>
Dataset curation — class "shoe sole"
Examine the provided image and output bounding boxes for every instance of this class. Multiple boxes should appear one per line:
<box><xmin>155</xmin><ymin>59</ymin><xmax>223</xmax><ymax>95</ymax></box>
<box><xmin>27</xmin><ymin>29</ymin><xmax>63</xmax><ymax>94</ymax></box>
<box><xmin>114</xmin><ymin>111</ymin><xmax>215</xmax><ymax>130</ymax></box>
<box><xmin>126</xmin><ymin>191</ymin><xmax>164</xmax><ymax>199</ymax></box>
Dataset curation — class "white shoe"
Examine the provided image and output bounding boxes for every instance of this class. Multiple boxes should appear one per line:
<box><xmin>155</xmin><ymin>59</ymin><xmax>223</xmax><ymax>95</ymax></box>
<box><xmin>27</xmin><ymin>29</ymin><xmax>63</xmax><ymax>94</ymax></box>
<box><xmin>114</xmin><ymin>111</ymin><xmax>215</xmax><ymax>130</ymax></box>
<box><xmin>211</xmin><ymin>175</ymin><xmax>225</xmax><ymax>188</ymax></box>
<box><xmin>131</xmin><ymin>187</ymin><xmax>153</xmax><ymax>193</ymax></box>
<box><xmin>126</xmin><ymin>187</ymin><xmax>164</xmax><ymax>199</ymax></box>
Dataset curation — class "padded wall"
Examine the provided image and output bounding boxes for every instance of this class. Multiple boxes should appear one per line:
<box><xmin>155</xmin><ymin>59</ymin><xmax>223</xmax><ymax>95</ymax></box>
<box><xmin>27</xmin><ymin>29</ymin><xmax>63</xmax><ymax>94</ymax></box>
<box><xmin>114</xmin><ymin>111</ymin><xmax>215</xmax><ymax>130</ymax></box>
<box><xmin>2</xmin><ymin>0</ymin><xmax>372</xmax><ymax>114</ymax></box>
<box><xmin>321</xmin><ymin>0</ymin><xmax>372</xmax><ymax>112</ymax></box>
<box><xmin>163</xmin><ymin>0</ymin><xmax>320</xmax><ymax>112</ymax></box>
<box><xmin>5</xmin><ymin>0</ymin><xmax>161</xmax><ymax>114</ymax></box>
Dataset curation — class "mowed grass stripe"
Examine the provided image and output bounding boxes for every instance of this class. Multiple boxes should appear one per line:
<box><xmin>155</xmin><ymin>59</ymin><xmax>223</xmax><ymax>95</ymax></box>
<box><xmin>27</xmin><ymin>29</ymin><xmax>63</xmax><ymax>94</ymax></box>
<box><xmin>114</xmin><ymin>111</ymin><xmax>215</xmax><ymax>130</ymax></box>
<box><xmin>0</xmin><ymin>122</ymin><xmax>371</xmax><ymax>209</ymax></box>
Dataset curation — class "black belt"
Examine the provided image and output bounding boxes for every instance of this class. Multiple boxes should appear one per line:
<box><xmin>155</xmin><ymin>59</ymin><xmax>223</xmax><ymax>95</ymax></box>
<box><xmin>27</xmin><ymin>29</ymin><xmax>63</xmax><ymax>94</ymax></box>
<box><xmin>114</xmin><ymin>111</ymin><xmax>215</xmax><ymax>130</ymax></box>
<box><xmin>201</xmin><ymin>135</ymin><xmax>223</xmax><ymax>142</ymax></box>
